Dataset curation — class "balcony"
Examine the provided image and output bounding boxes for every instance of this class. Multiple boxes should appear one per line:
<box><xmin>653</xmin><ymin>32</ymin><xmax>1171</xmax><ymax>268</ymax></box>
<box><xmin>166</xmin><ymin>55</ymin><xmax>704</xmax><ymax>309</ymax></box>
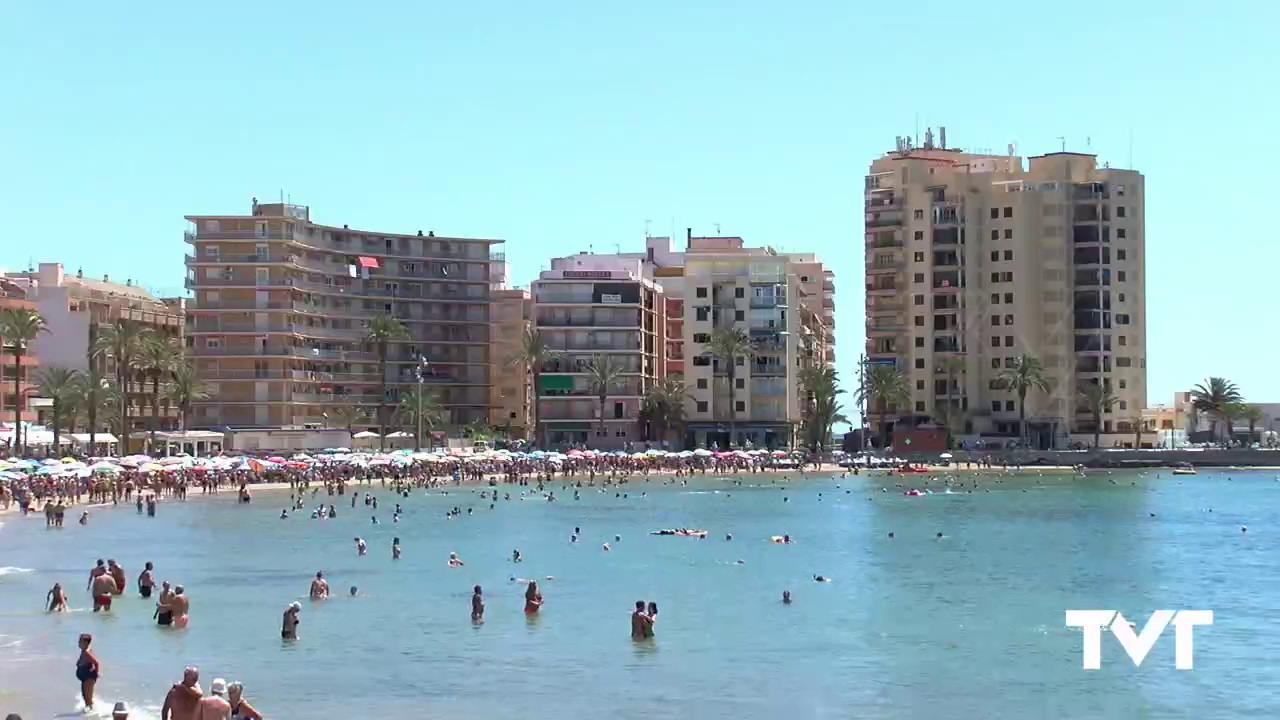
<box><xmin>865</xmin><ymin>211</ymin><xmax>904</xmax><ymax>228</ymax></box>
<box><xmin>867</xmin><ymin>261</ymin><xmax>904</xmax><ymax>274</ymax></box>
<box><xmin>749</xmin><ymin>296</ymin><xmax>786</xmax><ymax>308</ymax></box>
<box><xmin>932</xmin><ymin>227</ymin><xmax>960</xmax><ymax>246</ymax></box>
<box><xmin>866</xmin><ymin>283</ymin><xmax>898</xmax><ymax>296</ymax></box>
<box><xmin>187</xmin><ymin>276</ymin><xmax>294</xmax><ymax>289</ymax></box>
<box><xmin>751</xmin><ymin>364</ymin><xmax>787</xmax><ymax>377</ymax></box>
<box><xmin>185</xmin><ymin>230</ymin><xmax>292</xmax><ymax>242</ymax></box>
<box><xmin>867</xmin><ymin>231</ymin><xmax>903</xmax><ymax>249</ymax></box>
<box><xmin>865</xmin><ymin>195</ymin><xmax>903</xmax><ymax>210</ymax></box>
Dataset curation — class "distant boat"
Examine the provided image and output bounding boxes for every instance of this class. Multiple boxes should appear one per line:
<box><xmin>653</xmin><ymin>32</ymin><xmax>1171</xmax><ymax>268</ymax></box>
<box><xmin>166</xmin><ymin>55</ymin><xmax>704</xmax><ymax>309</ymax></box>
<box><xmin>1171</xmin><ymin>463</ymin><xmax>1197</xmax><ymax>476</ymax></box>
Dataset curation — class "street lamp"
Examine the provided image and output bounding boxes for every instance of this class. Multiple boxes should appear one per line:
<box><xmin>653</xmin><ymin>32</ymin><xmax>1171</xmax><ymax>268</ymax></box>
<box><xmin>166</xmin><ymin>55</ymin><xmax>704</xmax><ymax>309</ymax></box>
<box><xmin>414</xmin><ymin>356</ymin><xmax>429</xmax><ymax>451</ymax></box>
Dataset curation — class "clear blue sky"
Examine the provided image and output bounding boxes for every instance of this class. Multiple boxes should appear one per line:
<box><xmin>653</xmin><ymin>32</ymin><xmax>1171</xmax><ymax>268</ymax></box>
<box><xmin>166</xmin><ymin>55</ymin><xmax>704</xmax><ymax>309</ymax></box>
<box><xmin>2</xmin><ymin>1</ymin><xmax>1275</xmax><ymax>407</ymax></box>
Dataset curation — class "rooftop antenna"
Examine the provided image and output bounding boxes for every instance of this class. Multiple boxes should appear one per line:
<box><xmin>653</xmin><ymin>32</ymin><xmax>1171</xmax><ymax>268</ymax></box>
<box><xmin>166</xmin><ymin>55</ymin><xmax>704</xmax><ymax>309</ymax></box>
<box><xmin>1057</xmin><ymin>137</ymin><xmax>1066</xmax><ymax>152</ymax></box>
<box><xmin>714</xmin><ymin>223</ymin><xmax>721</xmax><ymax>235</ymax></box>
<box><xmin>644</xmin><ymin>219</ymin><xmax>652</xmax><ymax>238</ymax></box>
<box><xmin>1129</xmin><ymin>127</ymin><xmax>1134</xmax><ymax>168</ymax></box>
<box><xmin>914</xmin><ymin>113</ymin><xmax>920</xmax><ymax>147</ymax></box>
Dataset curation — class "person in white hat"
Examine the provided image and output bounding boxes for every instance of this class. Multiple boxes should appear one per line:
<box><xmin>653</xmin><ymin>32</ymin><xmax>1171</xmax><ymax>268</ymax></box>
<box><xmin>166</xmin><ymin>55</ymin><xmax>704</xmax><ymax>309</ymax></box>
<box><xmin>197</xmin><ymin>678</ymin><xmax>231</xmax><ymax>718</ymax></box>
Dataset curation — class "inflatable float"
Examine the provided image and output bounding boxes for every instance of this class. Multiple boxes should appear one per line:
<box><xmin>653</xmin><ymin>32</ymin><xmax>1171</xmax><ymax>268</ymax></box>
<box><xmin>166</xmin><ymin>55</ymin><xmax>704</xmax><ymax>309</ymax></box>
<box><xmin>649</xmin><ymin>529</ymin><xmax>708</xmax><ymax>538</ymax></box>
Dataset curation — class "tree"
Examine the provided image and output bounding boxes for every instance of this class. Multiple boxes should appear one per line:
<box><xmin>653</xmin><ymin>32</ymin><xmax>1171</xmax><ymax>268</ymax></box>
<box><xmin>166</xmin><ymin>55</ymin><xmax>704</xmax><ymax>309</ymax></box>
<box><xmin>1221</xmin><ymin>402</ymin><xmax>1247</xmax><ymax>447</ymax></box>
<box><xmin>396</xmin><ymin>388</ymin><xmax>446</xmax><ymax>450</ymax></box>
<box><xmin>1078</xmin><ymin>383</ymin><xmax>1117</xmax><ymax>449</ymax></box>
<box><xmin>34</xmin><ymin>366</ymin><xmax>83</xmax><ymax>449</ymax></box>
<box><xmin>1131</xmin><ymin>415</ymin><xmax>1145</xmax><ymax>449</ymax></box>
<box><xmin>509</xmin><ymin>327</ymin><xmax>556</xmax><ymax>447</ymax></box>
<box><xmin>799</xmin><ymin>366</ymin><xmax>846</xmax><ymax>452</ymax></box>
<box><xmin>136</xmin><ymin>335</ymin><xmax>184</xmax><ymax>453</ymax></box>
<box><xmin>92</xmin><ymin>319</ymin><xmax>153</xmax><ymax>455</ymax></box>
<box><xmin>707</xmin><ymin>327</ymin><xmax>753</xmax><ymax>446</ymax></box>
<box><xmin>74</xmin><ymin>368</ymin><xmax>114</xmax><ymax>451</ymax></box>
<box><xmin>996</xmin><ymin>353</ymin><xmax>1053</xmax><ymax>448</ymax></box>
<box><xmin>163</xmin><ymin>362</ymin><xmax>208</xmax><ymax>432</ymax></box>
<box><xmin>331</xmin><ymin>406</ymin><xmax>366</xmax><ymax>438</ymax></box>
<box><xmin>1243</xmin><ymin>404</ymin><xmax>1265</xmax><ymax>446</ymax></box>
<box><xmin>1190</xmin><ymin>377</ymin><xmax>1243</xmax><ymax>446</ymax></box>
<box><xmin>640</xmin><ymin>377</ymin><xmax>688</xmax><ymax>446</ymax></box>
<box><xmin>0</xmin><ymin>307</ymin><xmax>47</xmax><ymax>454</ymax></box>
<box><xmin>586</xmin><ymin>353</ymin><xmax>625</xmax><ymax>445</ymax></box>
<box><xmin>855</xmin><ymin>364</ymin><xmax>909</xmax><ymax>450</ymax></box>
<box><xmin>364</xmin><ymin>315</ymin><xmax>409</xmax><ymax>451</ymax></box>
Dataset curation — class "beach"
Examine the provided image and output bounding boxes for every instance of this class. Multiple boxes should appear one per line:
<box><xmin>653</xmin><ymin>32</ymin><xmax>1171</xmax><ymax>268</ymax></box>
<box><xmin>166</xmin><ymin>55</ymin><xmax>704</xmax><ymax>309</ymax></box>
<box><xmin>3</xmin><ymin>468</ymin><xmax>1278</xmax><ymax>719</ymax></box>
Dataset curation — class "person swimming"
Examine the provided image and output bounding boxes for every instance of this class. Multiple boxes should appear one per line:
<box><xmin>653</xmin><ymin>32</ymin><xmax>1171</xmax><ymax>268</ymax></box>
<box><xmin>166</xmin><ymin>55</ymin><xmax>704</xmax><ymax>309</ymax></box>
<box><xmin>448</xmin><ymin>552</ymin><xmax>464</xmax><ymax>567</ymax></box>
<box><xmin>783</xmin><ymin>590</ymin><xmax>792</xmax><ymax>604</ymax></box>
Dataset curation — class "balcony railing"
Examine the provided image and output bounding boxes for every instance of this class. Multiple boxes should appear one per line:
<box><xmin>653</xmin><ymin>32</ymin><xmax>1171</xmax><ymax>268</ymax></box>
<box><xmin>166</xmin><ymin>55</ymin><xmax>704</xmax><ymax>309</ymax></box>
<box><xmin>749</xmin><ymin>297</ymin><xmax>786</xmax><ymax>308</ymax></box>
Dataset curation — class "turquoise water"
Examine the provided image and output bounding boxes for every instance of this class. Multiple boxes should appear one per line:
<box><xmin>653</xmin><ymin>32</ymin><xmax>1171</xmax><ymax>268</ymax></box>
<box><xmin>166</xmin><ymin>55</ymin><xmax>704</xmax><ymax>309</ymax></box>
<box><xmin>2</xmin><ymin>470</ymin><xmax>1279</xmax><ymax>719</ymax></box>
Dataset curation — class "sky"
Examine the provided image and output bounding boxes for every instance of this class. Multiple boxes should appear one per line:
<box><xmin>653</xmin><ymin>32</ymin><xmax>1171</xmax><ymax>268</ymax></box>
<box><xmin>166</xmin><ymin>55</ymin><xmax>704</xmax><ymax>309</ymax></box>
<box><xmin>2</xmin><ymin>0</ymin><xmax>1276</xmax><ymax>408</ymax></box>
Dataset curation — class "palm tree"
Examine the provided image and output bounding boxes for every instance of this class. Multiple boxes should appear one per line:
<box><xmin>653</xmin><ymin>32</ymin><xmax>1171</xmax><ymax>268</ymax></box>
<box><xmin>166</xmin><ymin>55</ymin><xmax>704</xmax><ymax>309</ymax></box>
<box><xmin>331</xmin><ymin>406</ymin><xmax>366</xmax><ymax>439</ymax></box>
<box><xmin>996</xmin><ymin>353</ymin><xmax>1053</xmax><ymax>448</ymax></box>
<box><xmin>586</xmin><ymin>353</ymin><xmax>625</xmax><ymax>445</ymax></box>
<box><xmin>163</xmin><ymin>362</ymin><xmax>209</xmax><ymax>432</ymax></box>
<box><xmin>92</xmin><ymin>319</ymin><xmax>153</xmax><ymax>455</ymax></box>
<box><xmin>1131</xmin><ymin>415</ymin><xmax>1145</xmax><ymax>449</ymax></box>
<box><xmin>137</xmin><ymin>335</ymin><xmax>184</xmax><ymax>453</ymax></box>
<box><xmin>707</xmin><ymin>327</ymin><xmax>753</xmax><ymax>446</ymax></box>
<box><xmin>396</xmin><ymin>388</ymin><xmax>446</xmax><ymax>450</ymax></box>
<box><xmin>640</xmin><ymin>377</ymin><xmax>688</xmax><ymax>446</ymax></box>
<box><xmin>74</xmin><ymin>368</ymin><xmax>114</xmax><ymax>452</ymax></box>
<box><xmin>1243</xmin><ymin>404</ymin><xmax>1265</xmax><ymax>445</ymax></box>
<box><xmin>1190</xmin><ymin>377</ymin><xmax>1243</xmax><ymax>446</ymax></box>
<box><xmin>0</xmin><ymin>307</ymin><xmax>47</xmax><ymax>455</ymax></box>
<box><xmin>34</xmin><ymin>366</ymin><xmax>83</xmax><ymax>449</ymax></box>
<box><xmin>1078</xmin><ymin>383</ymin><xmax>1117</xmax><ymax>449</ymax></box>
<box><xmin>1220</xmin><ymin>402</ymin><xmax>1247</xmax><ymax>447</ymax></box>
<box><xmin>855</xmin><ymin>364</ymin><xmax>909</xmax><ymax>450</ymax></box>
<box><xmin>363</xmin><ymin>315</ymin><xmax>409</xmax><ymax>451</ymax></box>
<box><xmin>799</xmin><ymin>366</ymin><xmax>846</xmax><ymax>452</ymax></box>
<box><xmin>509</xmin><ymin>327</ymin><xmax>556</xmax><ymax>448</ymax></box>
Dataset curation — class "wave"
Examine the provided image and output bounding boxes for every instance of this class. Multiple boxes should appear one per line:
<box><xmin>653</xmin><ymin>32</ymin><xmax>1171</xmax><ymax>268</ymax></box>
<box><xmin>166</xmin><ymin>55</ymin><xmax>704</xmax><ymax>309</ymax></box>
<box><xmin>0</xmin><ymin>566</ymin><xmax>35</xmax><ymax>576</ymax></box>
<box><xmin>72</xmin><ymin>695</ymin><xmax>162</xmax><ymax>720</ymax></box>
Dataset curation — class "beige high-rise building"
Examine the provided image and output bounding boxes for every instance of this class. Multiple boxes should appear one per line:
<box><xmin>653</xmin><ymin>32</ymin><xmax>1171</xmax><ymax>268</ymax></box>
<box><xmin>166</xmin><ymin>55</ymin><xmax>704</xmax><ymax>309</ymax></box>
<box><xmin>864</xmin><ymin>131</ymin><xmax>1145</xmax><ymax>448</ymax></box>
<box><xmin>184</xmin><ymin>200</ymin><xmax>503</xmax><ymax>430</ymax></box>
<box><xmin>489</xmin><ymin>287</ymin><xmax>532</xmax><ymax>438</ymax></box>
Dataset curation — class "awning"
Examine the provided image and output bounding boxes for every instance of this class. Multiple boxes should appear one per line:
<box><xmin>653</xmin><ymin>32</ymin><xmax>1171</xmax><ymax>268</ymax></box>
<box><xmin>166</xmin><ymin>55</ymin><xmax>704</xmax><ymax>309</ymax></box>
<box><xmin>357</xmin><ymin>256</ymin><xmax>380</xmax><ymax>269</ymax></box>
<box><xmin>539</xmin><ymin>375</ymin><xmax>574</xmax><ymax>392</ymax></box>
<box><xmin>69</xmin><ymin>433</ymin><xmax>119</xmax><ymax>444</ymax></box>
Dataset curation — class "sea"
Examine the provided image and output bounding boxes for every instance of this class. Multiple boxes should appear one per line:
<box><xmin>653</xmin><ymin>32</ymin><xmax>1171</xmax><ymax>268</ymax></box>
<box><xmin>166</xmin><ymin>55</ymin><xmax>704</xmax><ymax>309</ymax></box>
<box><xmin>1</xmin><ymin>468</ymin><xmax>1278</xmax><ymax>720</ymax></box>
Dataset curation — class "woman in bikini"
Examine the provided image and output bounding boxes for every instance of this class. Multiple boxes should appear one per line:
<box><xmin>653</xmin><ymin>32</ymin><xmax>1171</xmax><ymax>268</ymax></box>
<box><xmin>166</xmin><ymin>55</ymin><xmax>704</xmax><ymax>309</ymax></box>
<box><xmin>524</xmin><ymin>580</ymin><xmax>543</xmax><ymax>614</ymax></box>
<box><xmin>75</xmin><ymin>633</ymin><xmax>100</xmax><ymax>710</ymax></box>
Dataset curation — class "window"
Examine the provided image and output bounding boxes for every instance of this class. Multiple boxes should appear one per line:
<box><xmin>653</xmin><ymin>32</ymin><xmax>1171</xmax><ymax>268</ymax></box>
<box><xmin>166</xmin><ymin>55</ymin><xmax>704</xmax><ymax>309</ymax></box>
<box><xmin>990</xmin><ymin>272</ymin><xmax>1000</xmax><ymax>283</ymax></box>
<box><xmin>991</xmin><ymin>251</ymin><xmax>999</xmax><ymax>262</ymax></box>
<box><xmin>205</xmin><ymin>220</ymin><xmax>221</xmax><ymax>232</ymax></box>
<box><xmin>915</xmin><ymin>401</ymin><xmax>926</xmax><ymax>412</ymax></box>
<box><xmin>735</xmin><ymin>356</ymin><xmax>744</xmax><ymax>366</ymax></box>
<box><xmin>914</xmin><ymin>252</ymin><xmax>925</xmax><ymax>262</ymax></box>
<box><xmin>735</xmin><ymin>378</ymin><xmax>744</xmax><ymax>389</ymax></box>
<box><xmin>1117</xmin><ymin>271</ymin><xmax>1127</xmax><ymax>281</ymax></box>
<box><xmin>914</xmin><ymin>231</ymin><xmax>924</xmax><ymax>241</ymax></box>
<box><xmin>696</xmin><ymin>287</ymin><xmax>707</xmax><ymax>298</ymax></box>
<box><xmin>696</xmin><ymin>401</ymin><xmax>708</xmax><ymax>413</ymax></box>
<box><xmin>735</xmin><ymin>401</ymin><xmax>745</xmax><ymax>412</ymax></box>
<box><xmin>988</xmin><ymin>379</ymin><xmax>1004</xmax><ymax>390</ymax></box>
<box><xmin>695</xmin><ymin>307</ymin><xmax>709</xmax><ymax>322</ymax></box>
<box><xmin>990</xmin><ymin>336</ymin><xmax>1000</xmax><ymax>348</ymax></box>
<box><xmin>693</xmin><ymin>332</ymin><xmax>710</xmax><ymax>343</ymax></box>
<box><xmin>1004</xmin><ymin>314</ymin><xmax>1013</xmax><ymax>325</ymax></box>
<box><xmin>1117</xmin><ymin>249</ymin><xmax>1127</xmax><ymax>261</ymax></box>
<box><xmin>991</xmin><ymin>230</ymin><xmax>999</xmax><ymax>241</ymax></box>
<box><xmin>1118</xmin><ymin>293</ymin><xmax>1125</xmax><ymax>302</ymax></box>
<box><xmin>991</xmin><ymin>401</ymin><xmax>1001</xmax><ymax>412</ymax></box>
<box><xmin>1004</xmin><ymin>357</ymin><xmax>1016</xmax><ymax>368</ymax></box>
<box><xmin>914</xmin><ymin>273</ymin><xmax>925</xmax><ymax>283</ymax></box>
<box><xmin>735</xmin><ymin>310</ymin><xmax>744</xmax><ymax>321</ymax></box>
<box><xmin>991</xmin><ymin>359</ymin><xmax>1000</xmax><ymax>369</ymax></box>
<box><xmin>913</xmin><ymin>294</ymin><xmax>924</xmax><ymax>306</ymax></box>
<box><xmin>1118</xmin><ymin>336</ymin><xmax>1127</xmax><ymax>346</ymax></box>
<box><xmin>1003</xmin><ymin>250</ymin><xmax>1013</xmax><ymax>260</ymax></box>
<box><xmin>1117</xmin><ymin>228</ymin><xmax>1127</xmax><ymax>239</ymax></box>
<box><xmin>614</xmin><ymin>402</ymin><xmax>624</xmax><ymax>419</ymax></box>
<box><xmin>991</xmin><ymin>316</ymin><xmax>1001</xmax><ymax>326</ymax></box>
<box><xmin>1118</xmin><ymin>401</ymin><xmax>1128</xmax><ymax>411</ymax></box>
<box><xmin>692</xmin><ymin>356</ymin><xmax>710</xmax><ymax>366</ymax></box>
<box><xmin>1119</xmin><ymin>379</ymin><xmax>1127</xmax><ymax>389</ymax></box>
<box><xmin>1117</xmin><ymin>357</ymin><xmax>1132</xmax><ymax>367</ymax></box>
<box><xmin>734</xmin><ymin>287</ymin><xmax>744</xmax><ymax>298</ymax></box>
<box><xmin>801</xmin><ymin>276</ymin><xmax>810</xmax><ymax>282</ymax></box>
<box><xmin>991</xmin><ymin>293</ymin><xmax>1000</xmax><ymax>305</ymax></box>
<box><xmin>1003</xmin><ymin>207</ymin><xmax>1013</xmax><ymax>218</ymax></box>
<box><xmin>1003</xmin><ymin>229</ymin><xmax>1013</xmax><ymax>239</ymax></box>
<box><xmin>916</xmin><ymin>380</ymin><xmax>925</xmax><ymax>390</ymax></box>
<box><xmin>1005</xmin><ymin>400</ymin><xmax>1015</xmax><ymax>411</ymax></box>
<box><xmin>915</xmin><ymin>337</ymin><xmax>924</xmax><ymax>348</ymax></box>
<box><xmin>914</xmin><ymin>209</ymin><xmax>924</xmax><ymax>220</ymax></box>
<box><xmin>1001</xmin><ymin>272</ymin><xmax>1013</xmax><ymax>282</ymax></box>
<box><xmin>914</xmin><ymin>316</ymin><xmax>925</xmax><ymax>327</ymax></box>
<box><xmin>696</xmin><ymin>379</ymin><xmax>707</xmax><ymax>389</ymax></box>
<box><xmin>1004</xmin><ymin>293</ymin><xmax>1013</xmax><ymax>303</ymax></box>
<box><xmin>1005</xmin><ymin>336</ymin><xmax>1014</xmax><ymax>347</ymax></box>
<box><xmin>990</xmin><ymin>208</ymin><xmax>999</xmax><ymax>219</ymax></box>
<box><xmin>203</xmin><ymin>245</ymin><xmax>220</xmax><ymax>257</ymax></box>
<box><xmin>1117</xmin><ymin>206</ymin><xmax>1127</xmax><ymax>218</ymax></box>
<box><xmin>1117</xmin><ymin>314</ymin><xmax>1130</xmax><ymax>324</ymax></box>
<box><xmin>915</xmin><ymin>358</ymin><xmax>925</xmax><ymax>369</ymax></box>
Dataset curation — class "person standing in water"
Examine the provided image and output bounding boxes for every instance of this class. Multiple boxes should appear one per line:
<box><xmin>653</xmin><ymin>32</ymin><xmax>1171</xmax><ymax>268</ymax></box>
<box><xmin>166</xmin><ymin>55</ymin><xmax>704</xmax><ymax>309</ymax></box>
<box><xmin>282</xmin><ymin>602</ymin><xmax>301</xmax><ymax>640</ymax></box>
<box><xmin>524</xmin><ymin>581</ymin><xmax>543</xmax><ymax>614</ymax></box>
<box><xmin>630</xmin><ymin>601</ymin><xmax>654</xmax><ymax>640</ymax></box>
<box><xmin>155</xmin><ymin>581</ymin><xmax>175</xmax><ymax>627</ymax></box>
<box><xmin>170</xmin><ymin>586</ymin><xmax>190</xmax><ymax>628</ymax></box>
<box><xmin>47</xmin><ymin>583</ymin><xmax>67</xmax><ymax>612</ymax></box>
<box><xmin>471</xmin><ymin>585</ymin><xmax>484</xmax><ymax>624</ymax></box>
<box><xmin>196</xmin><ymin>678</ymin><xmax>231</xmax><ymax>719</ymax></box>
<box><xmin>90</xmin><ymin>565</ymin><xmax>118</xmax><ymax>612</ymax></box>
<box><xmin>161</xmin><ymin>666</ymin><xmax>202</xmax><ymax>720</ymax></box>
<box><xmin>392</xmin><ymin>538</ymin><xmax>401</xmax><ymax>560</ymax></box>
<box><xmin>310</xmin><ymin>572</ymin><xmax>329</xmax><ymax>600</ymax></box>
<box><xmin>75</xmin><ymin>633</ymin><xmax>100</xmax><ymax>711</ymax></box>
<box><xmin>137</xmin><ymin>562</ymin><xmax>155</xmax><ymax>599</ymax></box>
<box><xmin>107</xmin><ymin>560</ymin><xmax>127</xmax><ymax>596</ymax></box>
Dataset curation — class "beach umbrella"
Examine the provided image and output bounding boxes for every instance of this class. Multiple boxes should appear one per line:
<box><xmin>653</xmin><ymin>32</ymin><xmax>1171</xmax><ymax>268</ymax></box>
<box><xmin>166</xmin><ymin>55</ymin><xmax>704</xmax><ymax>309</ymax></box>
<box><xmin>771</xmin><ymin>450</ymin><xmax>788</xmax><ymax>458</ymax></box>
<box><xmin>692</xmin><ymin>449</ymin><xmax>712</xmax><ymax>457</ymax></box>
<box><xmin>40</xmin><ymin>458</ymin><xmax>60</xmax><ymax>466</ymax></box>
<box><xmin>140</xmin><ymin>463</ymin><xmax>166</xmax><ymax>472</ymax></box>
<box><xmin>939</xmin><ymin>453</ymin><xmax>953</xmax><ymax>459</ymax></box>
<box><xmin>60</xmin><ymin>456</ymin><xmax>78</xmax><ymax>463</ymax></box>
<box><xmin>266</xmin><ymin>456</ymin><xmax>288</xmax><ymax>463</ymax></box>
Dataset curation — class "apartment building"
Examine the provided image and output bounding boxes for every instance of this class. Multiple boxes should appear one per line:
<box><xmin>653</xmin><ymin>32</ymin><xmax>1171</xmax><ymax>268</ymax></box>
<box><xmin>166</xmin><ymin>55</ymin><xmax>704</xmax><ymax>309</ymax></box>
<box><xmin>489</xmin><ymin>287</ymin><xmax>532</xmax><ymax>438</ymax></box>
<box><xmin>531</xmin><ymin>256</ymin><xmax>665</xmax><ymax>448</ymax></box>
<box><xmin>184</xmin><ymin>200</ymin><xmax>503</xmax><ymax>429</ymax></box>
<box><xmin>864</xmin><ymin>129</ymin><xmax>1146</xmax><ymax>448</ymax></box>
<box><xmin>6</xmin><ymin>263</ymin><xmax>185</xmax><ymax>437</ymax></box>
<box><xmin>538</xmin><ymin>232</ymin><xmax>836</xmax><ymax>449</ymax></box>
<box><xmin>0</xmin><ymin>277</ymin><xmax>39</xmax><ymax>436</ymax></box>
